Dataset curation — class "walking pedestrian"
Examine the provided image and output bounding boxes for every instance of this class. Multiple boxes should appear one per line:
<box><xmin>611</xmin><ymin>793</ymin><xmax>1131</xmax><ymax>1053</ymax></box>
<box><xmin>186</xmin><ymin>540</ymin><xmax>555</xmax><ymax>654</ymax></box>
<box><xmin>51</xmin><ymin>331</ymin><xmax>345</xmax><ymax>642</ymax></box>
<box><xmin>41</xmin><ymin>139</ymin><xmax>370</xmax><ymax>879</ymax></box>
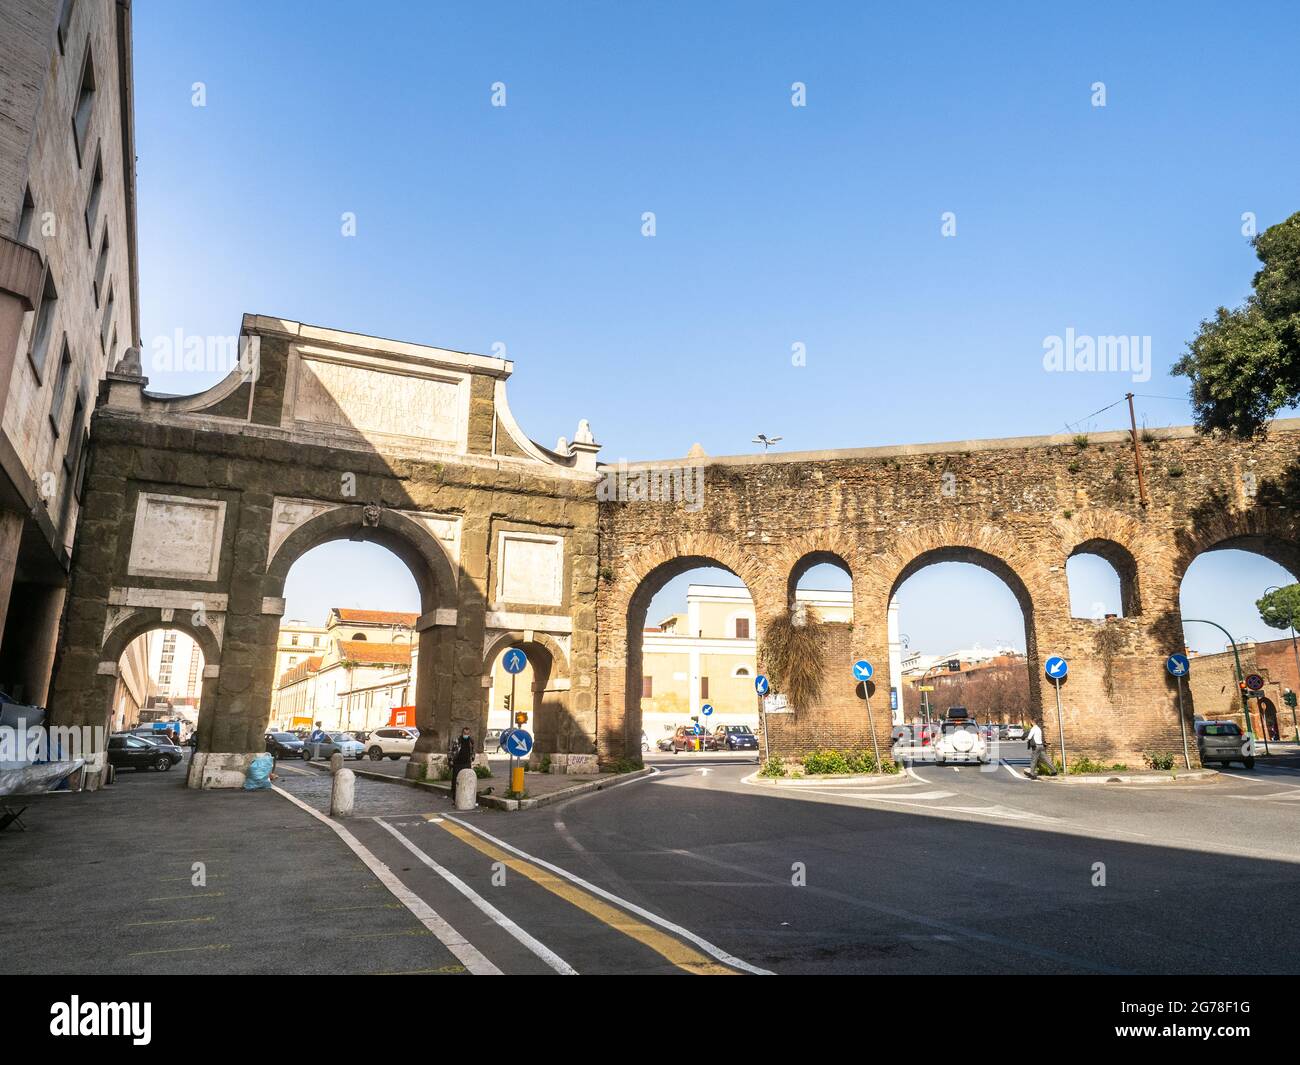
<box><xmin>1025</xmin><ymin>721</ymin><xmax>1053</xmax><ymax>778</ymax></box>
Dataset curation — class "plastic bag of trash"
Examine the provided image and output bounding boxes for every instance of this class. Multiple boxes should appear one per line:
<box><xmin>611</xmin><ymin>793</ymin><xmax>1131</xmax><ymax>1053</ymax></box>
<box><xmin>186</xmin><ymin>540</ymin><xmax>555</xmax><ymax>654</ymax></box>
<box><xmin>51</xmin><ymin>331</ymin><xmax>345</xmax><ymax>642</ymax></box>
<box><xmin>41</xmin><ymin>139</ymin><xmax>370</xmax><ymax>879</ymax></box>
<box><xmin>243</xmin><ymin>752</ymin><xmax>274</xmax><ymax>790</ymax></box>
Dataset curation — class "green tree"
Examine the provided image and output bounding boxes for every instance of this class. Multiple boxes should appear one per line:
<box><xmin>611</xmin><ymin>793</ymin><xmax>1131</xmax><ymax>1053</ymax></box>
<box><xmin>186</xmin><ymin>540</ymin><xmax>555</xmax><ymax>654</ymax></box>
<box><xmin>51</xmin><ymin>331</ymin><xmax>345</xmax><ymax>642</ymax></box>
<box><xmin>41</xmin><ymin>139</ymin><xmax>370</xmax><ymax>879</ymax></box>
<box><xmin>1174</xmin><ymin>211</ymin><xmax>1300</xmax><ymax>436</ymax></box>
<box><xmin>1257</xmin><ymin>583</ymin><xmax>1300</xmax><ymax>632</ymax></box>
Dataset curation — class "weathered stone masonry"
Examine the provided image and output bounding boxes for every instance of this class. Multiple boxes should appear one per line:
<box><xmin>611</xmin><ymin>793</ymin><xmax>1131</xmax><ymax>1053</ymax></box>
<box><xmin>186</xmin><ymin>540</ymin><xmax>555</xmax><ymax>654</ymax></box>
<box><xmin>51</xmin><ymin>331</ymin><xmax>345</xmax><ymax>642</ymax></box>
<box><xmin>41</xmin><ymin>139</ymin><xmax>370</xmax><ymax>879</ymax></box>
<box><xmin>47</xmin><ymin>311</ymin><xmax>1300</xmax><ymax>783</ymax></box>
<box><xmin>49</xmin><ymin>316</ymin><xmax>602</xmax><ymax>786</ymax></box>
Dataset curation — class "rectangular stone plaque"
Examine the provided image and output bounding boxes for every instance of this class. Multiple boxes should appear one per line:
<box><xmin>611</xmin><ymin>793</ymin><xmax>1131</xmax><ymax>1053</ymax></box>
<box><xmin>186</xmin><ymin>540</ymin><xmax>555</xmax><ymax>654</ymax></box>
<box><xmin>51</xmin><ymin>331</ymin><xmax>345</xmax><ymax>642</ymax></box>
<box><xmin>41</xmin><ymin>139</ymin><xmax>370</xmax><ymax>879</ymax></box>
<box><xmin>127</xmin><ymin>493</ymin><xmax>226</xmax><ymax>581</ymax></box>
<box><xmin>496</xmin><ymin>531</ymin><xmax>564</xmax><ymax>607</ymax></box>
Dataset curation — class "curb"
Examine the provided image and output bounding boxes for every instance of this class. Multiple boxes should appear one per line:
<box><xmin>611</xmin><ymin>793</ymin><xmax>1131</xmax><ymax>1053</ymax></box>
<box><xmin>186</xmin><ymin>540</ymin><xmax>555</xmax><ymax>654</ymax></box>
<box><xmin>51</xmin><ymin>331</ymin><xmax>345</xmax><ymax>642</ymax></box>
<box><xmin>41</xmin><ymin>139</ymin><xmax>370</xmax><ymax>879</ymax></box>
<box><xmin>1035</xmin><ymin>768</ymin><xmax>1218</xmax><ymax>785</ymax></box>
<box><xmin>298</xmin><ymin>758</ymin><xmax>654</xmax><ymax>810</ymax></box>
<box><xmin>740</xmin><ymin>769</ymin><xmax>909</xmax><ymax>788</ymax></box>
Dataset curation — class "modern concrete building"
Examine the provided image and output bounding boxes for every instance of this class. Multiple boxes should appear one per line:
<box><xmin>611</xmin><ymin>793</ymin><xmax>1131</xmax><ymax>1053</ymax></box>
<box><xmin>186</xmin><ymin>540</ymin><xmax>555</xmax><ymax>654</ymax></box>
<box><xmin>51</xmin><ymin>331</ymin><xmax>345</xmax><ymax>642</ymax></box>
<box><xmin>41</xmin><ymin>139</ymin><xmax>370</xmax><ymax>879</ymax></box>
<box><xmin>0</xmin><ymin>0</ymin><xmax>138</xmax><ymax>706</ymax></box>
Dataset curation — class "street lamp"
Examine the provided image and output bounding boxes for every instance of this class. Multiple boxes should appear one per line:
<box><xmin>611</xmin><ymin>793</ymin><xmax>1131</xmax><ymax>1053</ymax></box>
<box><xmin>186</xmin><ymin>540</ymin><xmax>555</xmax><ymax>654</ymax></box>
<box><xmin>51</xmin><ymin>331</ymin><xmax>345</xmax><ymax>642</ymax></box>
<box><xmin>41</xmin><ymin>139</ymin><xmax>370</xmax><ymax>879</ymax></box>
<box><xmin>1181</xmin><ymin>617</ymin><xmax>1262</xmax><ymax>751</ymax></box>
<box><xmin>1262</xmin><ymin>586</ymin><xmax>1300</xmax><ymax>742</ymax></box>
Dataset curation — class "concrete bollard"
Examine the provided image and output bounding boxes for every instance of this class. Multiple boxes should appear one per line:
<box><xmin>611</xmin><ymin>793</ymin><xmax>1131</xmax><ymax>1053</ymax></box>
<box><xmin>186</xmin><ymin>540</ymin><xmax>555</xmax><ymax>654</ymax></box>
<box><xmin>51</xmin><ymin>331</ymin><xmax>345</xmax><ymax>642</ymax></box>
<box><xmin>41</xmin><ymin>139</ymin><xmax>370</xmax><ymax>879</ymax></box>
<box><xmin>331</xmin><ymin>767</ymin><xmax>355</xmax><ymax>817</ymax></box>
<box><xmin>329</xmin><ymin>752</ymin><xmax>344</xmax><ymax>774</ymax></box>
<box><xmin>454</xmin><ymin>767</ymin><xmax>477</xmax><ymax>810</ymax></box>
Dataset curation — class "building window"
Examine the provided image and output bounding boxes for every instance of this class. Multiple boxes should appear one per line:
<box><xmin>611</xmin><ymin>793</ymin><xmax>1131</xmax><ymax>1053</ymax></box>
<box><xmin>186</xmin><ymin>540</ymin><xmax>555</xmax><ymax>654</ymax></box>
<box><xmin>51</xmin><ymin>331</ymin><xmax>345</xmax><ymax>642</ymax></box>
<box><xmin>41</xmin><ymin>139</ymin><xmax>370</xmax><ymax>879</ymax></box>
<box><xmin>733</xmin><ymin>665</ymin><xmax>750</xmax><ymax>677</ymax></box>
<box><xmin>735</xmin><ymin>618</ymin><xmax>750</xmax><ymax>639</ymax></box>
<box><xmin>312</xmin><ymin>636</ymin><xmax>320</xmax><ymax>646</ymax></box>
<box><xmin>72</xmin><ymin>46</ymin><xmax>96</xmax><ymax>163</ymax></box>
<box><xmin>700</xmin><ymin>676</ymin><xmax>709</xmax><ymax>700</ymax></box>
<box><xmin>92</xmin><ymin>228</ymin><xmax>109</xmax><ymax>304</ymax></box>
<box><xmin>58</xmin><ymin>1</ymin><xmax>78</xmax><ymax>54</ymax></box>
<box><xmin>100</xmin><ymin>282</ymin><xmax>114</xmax><ymax>350</ymax></box>
<box><xmin>642</xmin><ymin>676</ymin><xmax>653</xmax><ymax>699</ymax></box>
<box><xmin>29</xmin><ymin>273</ymin><xmax>59</xmax><ymax>381</ymax></box>
<box><xmin>84</xmin><ymin>148</ymin><xmax>103</xmax><ymax>245</ymax></box>
<box><xmin>290</xmin><ymin>634</ymin><xmax>299</xmax><ymax>646</ymax></box>
<box><xmin>49</xmin><ymin>340</ymin><xmax>73</xmax><ymax>435</ymax></box>
<box><xmin>17</xmin><ymin>186</ymin><xmax>36</xmax><ymax>246</ymax></box>
<box><xmin>351</xmin><ymin>633</ymin><xmax>367</xmax><ymax>640</ymax></box>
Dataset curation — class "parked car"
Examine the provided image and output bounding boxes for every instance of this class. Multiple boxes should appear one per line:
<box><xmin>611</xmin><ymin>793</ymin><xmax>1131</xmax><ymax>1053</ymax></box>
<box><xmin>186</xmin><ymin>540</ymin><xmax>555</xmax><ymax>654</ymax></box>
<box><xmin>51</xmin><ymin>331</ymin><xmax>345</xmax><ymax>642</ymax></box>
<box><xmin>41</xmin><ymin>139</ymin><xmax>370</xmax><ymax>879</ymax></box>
<box><xmin>1003</xmin><ymin>724</ymin><xmax>1025</xmax><ymax>741</ymax></box>
<box><xmin>302</xmin><ymin>732</ymin><xmax>366</xmax><ymax>761</ymax></box>
<box><xmin>367</xmin><ymin>726</ymin><xmax>419</xmax><ymax>760</ymax></box>
<box><xmin>265</xmin><ymin>731</ymin><xmax>307</xmax><ymax>759</ymax></box>
<box><xmin>1196</xmin><ymin>720</ymin><xmax>1254</xmax><ymax>769</ymax></box>
<box><xmin>713</xmin><ymin>724</ymin><xmax>759</xmax><ymax>751</ymax></box>
<box><xmin>641</xmin><ymin>731</ymin><xmax>651</xmax><ymax>753</ymax></box>
<box><xmin>107</xmin><ymin>733</ymin><xmax>183</xmax><ymax>772</ymax></box>
<box><xmin>932</xmin><ymin>723</ymin><xmax>990</xmax><ymax>765</ymax></box>
<box><xmin>485</xmin><ymin>728</ymin><xmax>504</xmax><ymax>753</ymax></box>
<box><xmin>655</xmin><ymin>735</ymin><xmax>675</xmax><ymax>752</ymax></box>
<box><xmin>671</xmin><ymin>726</ymin><xmax>719</xmax><ymax>753</ymax></box>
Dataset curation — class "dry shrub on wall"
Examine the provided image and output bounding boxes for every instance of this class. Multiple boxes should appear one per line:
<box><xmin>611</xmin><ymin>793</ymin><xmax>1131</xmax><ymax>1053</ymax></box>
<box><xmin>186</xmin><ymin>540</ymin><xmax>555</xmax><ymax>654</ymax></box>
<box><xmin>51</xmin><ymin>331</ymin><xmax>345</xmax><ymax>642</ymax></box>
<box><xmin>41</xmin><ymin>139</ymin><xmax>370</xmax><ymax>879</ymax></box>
<box><xmin>760</xmin><ymin>608</ymin><xmax>826</xmax><ymax>712</ymax></box>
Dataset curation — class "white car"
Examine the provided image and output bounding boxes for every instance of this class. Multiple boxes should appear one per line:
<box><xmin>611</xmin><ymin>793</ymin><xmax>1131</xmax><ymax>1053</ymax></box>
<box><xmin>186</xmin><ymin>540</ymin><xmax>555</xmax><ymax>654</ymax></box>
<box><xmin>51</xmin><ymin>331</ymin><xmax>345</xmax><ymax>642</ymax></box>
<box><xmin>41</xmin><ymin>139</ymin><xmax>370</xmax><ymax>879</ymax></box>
<box><xmin>934</xmin><ymin>724</ymin><xmax>990</xmax><ymax>765</ymax></box>
<box><xmin>366</xmin><ymin>726</ymin><xmax>419</xmax><ymax>760</ymax></box>
<box><xmin>1004</xmin><ymin>724</ymin><xmax>1025</xmax><ymax>741</ymax></box>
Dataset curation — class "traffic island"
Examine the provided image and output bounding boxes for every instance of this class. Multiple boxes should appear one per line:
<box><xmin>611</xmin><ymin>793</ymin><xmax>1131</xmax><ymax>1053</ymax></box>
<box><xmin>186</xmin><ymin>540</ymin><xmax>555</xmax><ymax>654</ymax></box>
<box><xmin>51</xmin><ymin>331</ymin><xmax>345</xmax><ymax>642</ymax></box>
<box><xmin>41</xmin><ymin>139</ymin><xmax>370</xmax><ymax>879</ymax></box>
<box><xmin>1034</xmin><ymin>767</ymin><xmax>1219</xmax><ymax>785</ymax></box>
<box><xmin>298</xmin><ymin>757</ymin><xmax>651</xmax><ymax>810</ymax></box>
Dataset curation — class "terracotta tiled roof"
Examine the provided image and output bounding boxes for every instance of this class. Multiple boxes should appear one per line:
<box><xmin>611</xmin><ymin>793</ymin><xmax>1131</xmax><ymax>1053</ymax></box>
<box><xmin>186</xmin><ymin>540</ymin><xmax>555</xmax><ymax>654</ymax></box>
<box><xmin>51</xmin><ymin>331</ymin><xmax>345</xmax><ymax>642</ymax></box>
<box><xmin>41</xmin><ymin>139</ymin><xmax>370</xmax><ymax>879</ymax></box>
<box><xmin>336</xmin><ymin>641</ymin><xmax>412</xmax><ymax>666</ymax></box>
<box><xmin>278</xmin><ymin>655</ymin><xmax>323</xmax><ymax>688</ymax></box>
<box><xmin>332</xmin><ymin>609</ymin><xmax>419</xmax><ymax>626</ymax></box>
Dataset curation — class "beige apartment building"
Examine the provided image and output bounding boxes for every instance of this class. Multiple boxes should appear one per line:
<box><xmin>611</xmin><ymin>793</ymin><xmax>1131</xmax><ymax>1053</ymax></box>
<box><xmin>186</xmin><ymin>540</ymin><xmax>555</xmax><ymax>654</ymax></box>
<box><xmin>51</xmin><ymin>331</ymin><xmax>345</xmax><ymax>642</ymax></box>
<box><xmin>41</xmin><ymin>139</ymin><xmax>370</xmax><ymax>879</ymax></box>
<box><xmin>0</xmin><ymin>0</ymin><xmax>138</xmax><ymax>706</ymax></box>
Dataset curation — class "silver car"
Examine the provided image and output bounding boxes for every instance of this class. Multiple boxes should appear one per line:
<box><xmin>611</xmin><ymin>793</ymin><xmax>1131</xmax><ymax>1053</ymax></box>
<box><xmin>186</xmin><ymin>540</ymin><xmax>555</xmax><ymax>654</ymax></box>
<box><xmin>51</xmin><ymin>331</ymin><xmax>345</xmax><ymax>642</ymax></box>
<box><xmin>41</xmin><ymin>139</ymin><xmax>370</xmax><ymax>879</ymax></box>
<box><xmin>304</xmin><ymin>731</ymin><xmax>366</xmax><ymax>761</ymax></box>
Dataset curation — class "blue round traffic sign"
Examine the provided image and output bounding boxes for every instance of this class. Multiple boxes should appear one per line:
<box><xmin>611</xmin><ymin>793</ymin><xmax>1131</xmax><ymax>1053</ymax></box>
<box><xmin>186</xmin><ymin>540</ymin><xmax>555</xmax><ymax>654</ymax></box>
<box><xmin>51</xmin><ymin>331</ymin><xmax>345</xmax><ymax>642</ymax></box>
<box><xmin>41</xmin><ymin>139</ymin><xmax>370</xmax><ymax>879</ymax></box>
<box><xmin>1045</xmin><ymin>656</ymin><xmax>1068</xmax><ymax>680</ymax></box>
<box><xmin>502</xmin><ymin>648</ymin><xmax>528</xmax><ymax>674</ymax></box>
<box><xmin>504</xmin><ymin>729</ymin><xmax>534</xmax><ymax>757</ymax></box>
<box><xmin>754</xmin><ymin>674</ymin><xmax>770</xmax><ymax>696</ymax></box>
<box><xmin>1245</xmin><ymin>673</ymin><xmax>1265</xmax><ymax>692</ymax></box>
<box><xmin>701</xmin><ymin>703</ymin><xmax>714</xmax><ymax>716</ymax></box>
<box><xmin>852</xmin><ymin>659</ymin><xmax>874</xmax><ymax>682</ymax></box>
<box><xmin>1166</xmin><ymin>653</ymin><xmax>1190</xmax><ymax>677</ymax></box>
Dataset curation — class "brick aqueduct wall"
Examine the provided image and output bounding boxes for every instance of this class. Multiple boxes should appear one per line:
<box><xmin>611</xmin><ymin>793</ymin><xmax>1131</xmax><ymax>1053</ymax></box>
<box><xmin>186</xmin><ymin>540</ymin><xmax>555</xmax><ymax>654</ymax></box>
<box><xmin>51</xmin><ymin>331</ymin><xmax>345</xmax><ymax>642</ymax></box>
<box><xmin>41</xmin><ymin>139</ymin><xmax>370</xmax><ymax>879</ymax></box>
<box><xmin>596</xmin><ymin>424</ymin><xmax>1300</xmax><ymax>766</ymax></box>
<box><xmin>46</xmin><ymin>316</ymin><xmax>1300</xmax><ymax>783</ymax></box>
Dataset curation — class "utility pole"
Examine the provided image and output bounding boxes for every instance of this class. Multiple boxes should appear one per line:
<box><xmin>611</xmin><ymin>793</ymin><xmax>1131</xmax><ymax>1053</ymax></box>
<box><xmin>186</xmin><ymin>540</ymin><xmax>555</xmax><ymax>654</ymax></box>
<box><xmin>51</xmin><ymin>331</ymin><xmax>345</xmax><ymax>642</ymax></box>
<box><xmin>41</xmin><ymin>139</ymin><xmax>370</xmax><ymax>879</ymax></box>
<box><xmin>1126</xmin><ymin>393</ymin><xmax>1149</xmax><ymax>508</ymax></box>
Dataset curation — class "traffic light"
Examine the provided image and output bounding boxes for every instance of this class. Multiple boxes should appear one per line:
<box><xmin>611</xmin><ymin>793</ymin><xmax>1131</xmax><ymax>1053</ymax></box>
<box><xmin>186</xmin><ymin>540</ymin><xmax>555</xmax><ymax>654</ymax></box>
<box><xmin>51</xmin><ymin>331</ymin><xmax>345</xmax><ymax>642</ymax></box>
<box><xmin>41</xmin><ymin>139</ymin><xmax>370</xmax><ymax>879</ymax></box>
<box><xmin>1285</xmin><ymin>690</ymin><xmax>1298</xmax><ymax>709</ymax></box>
<box><xmin>503</xmin><ymin>694</ymin><xmax>512</xmax><ymax>711</ymax></box>
<box><xmin>514</xmin><ymin>711</ymin><xmax>528</xmax><ymax>726</ymax></box>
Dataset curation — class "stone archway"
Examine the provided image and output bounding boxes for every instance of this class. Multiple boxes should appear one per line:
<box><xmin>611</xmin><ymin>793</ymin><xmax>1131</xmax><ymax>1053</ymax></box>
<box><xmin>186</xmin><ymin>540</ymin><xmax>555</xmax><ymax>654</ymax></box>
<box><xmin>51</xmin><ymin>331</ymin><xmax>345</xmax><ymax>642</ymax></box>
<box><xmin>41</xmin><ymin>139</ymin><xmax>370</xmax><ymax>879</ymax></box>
<box><xmin>598</xmin><ymin>533</ymin><xmax>772</xmax><ymax>762</ymax></box>
<box><xmin>98</xmin><ymin>609</ymin><xmax>222</xmax><ymax>784</ymax></box>
<box><xmin>260</xmin><ymin>503</ymin><xmax>464</xmax><ymax>774</ymax></box>
<box><xmin>482</xmin><ymin>630</ymin><xmax>589</xmax><ymax>771</ymax></box>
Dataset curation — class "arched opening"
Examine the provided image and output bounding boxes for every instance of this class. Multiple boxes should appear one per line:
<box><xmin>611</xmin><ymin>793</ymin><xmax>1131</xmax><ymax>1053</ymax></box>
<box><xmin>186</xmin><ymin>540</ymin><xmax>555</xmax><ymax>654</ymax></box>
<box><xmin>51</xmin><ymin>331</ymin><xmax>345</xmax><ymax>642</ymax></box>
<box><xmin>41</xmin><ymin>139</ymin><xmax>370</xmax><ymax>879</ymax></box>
<box><xmin>1067</xmin><ymin>538</ymin><xmax>1140</xmax><ymax>619</ymax></box>
<box><xmin>95</xmin><ymin>612</ymin><xmax>222</xmax><ymax>782</ymax></box>
<box><xmin>484</xmin><ymin>634</ymin><xmax>571</xmax><ymax>757</ymax></box>
<box><xmin>890</xmin><ymin>548</ymin><xmax>1036</xmax><ymax>743</ymax></box>
<box><xmin>112</xmin><ymin>628</ymin><xmax>205</xmax><ymax>738</ymax></box>
<box><xmin>629</xmin><ymin>559</ymin><xmax>758</xmax><ymax>755</ymax></box>
<box><xmin>258</xmin><ymin>504</ymin><xmax>462</xmax><ymax>765</ymax></box>
<box><xmin>1178</xmin><ymin>536</ymin><xmax>1300</xmax><ymax>740</ymax></box>
<box><xmin>787</xmin><ymin>552</ymin><xmax>854</xmax><ymax>623</ymax></box>
<box><xmin>272</xmin><ymin>539</ymin><xmax>421</xmax><ymax>744</ymax></box>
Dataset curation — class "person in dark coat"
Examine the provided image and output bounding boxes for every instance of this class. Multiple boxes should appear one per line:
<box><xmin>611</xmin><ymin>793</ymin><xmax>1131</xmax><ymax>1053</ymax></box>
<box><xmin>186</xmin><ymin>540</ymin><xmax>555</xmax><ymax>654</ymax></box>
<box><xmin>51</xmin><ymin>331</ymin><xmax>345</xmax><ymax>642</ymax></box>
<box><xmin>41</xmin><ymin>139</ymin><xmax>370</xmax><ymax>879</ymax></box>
<box><xmin>450</xmin><ymin>727</ymin><xmax>476</xmax><ymax>775</ymax></box>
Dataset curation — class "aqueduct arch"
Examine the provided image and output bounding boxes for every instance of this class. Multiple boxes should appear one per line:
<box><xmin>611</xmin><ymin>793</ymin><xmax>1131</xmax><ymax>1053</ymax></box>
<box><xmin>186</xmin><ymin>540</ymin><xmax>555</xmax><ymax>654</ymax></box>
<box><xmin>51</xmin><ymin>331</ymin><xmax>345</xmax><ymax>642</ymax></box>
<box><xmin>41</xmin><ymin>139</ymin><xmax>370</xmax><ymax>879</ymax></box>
<box><xmin>47</xmin><ymin>311</ymin><xmax>1300</xmax><ymax>781</ymax></box>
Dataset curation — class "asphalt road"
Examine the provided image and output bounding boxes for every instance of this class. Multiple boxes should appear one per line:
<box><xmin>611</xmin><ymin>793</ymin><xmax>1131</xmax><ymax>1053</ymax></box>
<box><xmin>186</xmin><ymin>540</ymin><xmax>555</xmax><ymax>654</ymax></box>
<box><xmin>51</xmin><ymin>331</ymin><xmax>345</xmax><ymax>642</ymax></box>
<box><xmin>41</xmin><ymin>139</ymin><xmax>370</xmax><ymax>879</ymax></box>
<box><xmin>7</xmin><ymin>750</ymin><xmax>1300</xmax><ymax>974</ymax></box>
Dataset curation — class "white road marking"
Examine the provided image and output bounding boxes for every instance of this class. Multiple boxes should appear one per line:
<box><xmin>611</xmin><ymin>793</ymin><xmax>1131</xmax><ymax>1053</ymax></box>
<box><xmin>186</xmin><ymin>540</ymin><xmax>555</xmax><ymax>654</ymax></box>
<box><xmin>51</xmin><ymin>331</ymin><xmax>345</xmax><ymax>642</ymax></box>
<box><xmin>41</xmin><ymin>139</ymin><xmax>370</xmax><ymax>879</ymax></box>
<box><xmin>444</xmin><ymin>814</ymin><xmax>773</xmax><ymax>975</ymax></box>
<box><xmin>271</xmin><ymin>785</ymin><xmax>500</xmax><ymax>975</ymax></box>
<box><xmin>1002</xmin><ymin>761</ymin><xmax>1028</xmax><ymax>781</ymax></box>
<box><xmin>374</xmin><ymin>817</ymin><xmax>577</xmax><ymax>975</ymax></box>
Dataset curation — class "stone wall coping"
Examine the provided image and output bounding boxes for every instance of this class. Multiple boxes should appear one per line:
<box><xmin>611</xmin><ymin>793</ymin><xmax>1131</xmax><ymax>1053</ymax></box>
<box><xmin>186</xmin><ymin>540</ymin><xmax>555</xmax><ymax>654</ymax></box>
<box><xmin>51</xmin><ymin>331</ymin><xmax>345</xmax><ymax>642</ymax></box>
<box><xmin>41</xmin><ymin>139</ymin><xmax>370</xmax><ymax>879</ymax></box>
<box><xmin>611</xmin><ymin>417</ymin><xmax>1300</xmax><ymax>471</ymax></box>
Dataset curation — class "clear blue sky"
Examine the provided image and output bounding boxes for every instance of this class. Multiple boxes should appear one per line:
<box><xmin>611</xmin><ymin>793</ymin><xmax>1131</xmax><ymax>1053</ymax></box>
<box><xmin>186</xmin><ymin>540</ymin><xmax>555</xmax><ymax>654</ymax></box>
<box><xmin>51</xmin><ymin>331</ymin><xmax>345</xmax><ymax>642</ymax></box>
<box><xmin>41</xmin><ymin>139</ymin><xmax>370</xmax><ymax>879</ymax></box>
<box><xmin>132</xmin><ymin>1</ymin><xmax>1300</xmax><ymax>655</ymax></box>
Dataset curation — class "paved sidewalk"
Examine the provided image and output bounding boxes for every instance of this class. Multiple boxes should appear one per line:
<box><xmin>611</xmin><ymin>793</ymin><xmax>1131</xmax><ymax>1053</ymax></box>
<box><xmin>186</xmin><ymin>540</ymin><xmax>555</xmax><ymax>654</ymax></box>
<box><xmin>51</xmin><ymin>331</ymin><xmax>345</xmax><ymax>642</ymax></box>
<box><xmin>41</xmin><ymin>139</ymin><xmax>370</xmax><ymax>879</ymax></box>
<box><xmin>0</xmin><ymin>762</ymin><xmax>467</xmax><ymax>975</ymax></box>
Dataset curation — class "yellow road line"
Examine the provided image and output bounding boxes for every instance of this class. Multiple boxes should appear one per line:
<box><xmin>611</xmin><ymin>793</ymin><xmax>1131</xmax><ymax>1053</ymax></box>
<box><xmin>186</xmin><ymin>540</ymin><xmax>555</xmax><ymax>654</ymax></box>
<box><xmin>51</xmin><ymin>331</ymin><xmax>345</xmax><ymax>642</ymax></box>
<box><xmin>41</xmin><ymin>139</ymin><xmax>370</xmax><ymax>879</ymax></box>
<box><xmin>145</xmin><ymin>891</ymin><xmax>225</xmax><ymax>902</ymax></box>
<box><xmin>127</xmin><ymin>944</ymin><xmax>230</xmax><ymax>957</ymax></box>
<box><xmin>436</xmin><ymin>820</ymin><xmax>736</xmax><ymax>975</ymax></box>
<box><xmin>125</xmin><ymin>916</ymin><xmax>216</xmax><ymax>928</ymax></box>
